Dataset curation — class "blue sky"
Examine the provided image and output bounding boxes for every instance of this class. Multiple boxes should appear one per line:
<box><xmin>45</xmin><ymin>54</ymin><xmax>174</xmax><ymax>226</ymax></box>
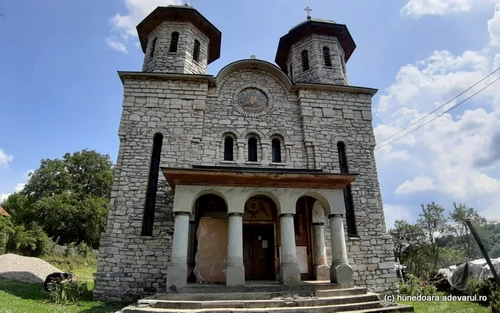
<box><xmin>1</xmin><ymin>0</ymin><xmax>499</xmax><ymax>229</ymax></box>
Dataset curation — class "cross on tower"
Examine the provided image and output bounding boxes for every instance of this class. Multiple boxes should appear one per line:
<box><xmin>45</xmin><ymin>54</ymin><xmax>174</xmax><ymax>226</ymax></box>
<box><xmin>185</xmin><ymin>0</ymin><xmax>191</xmax><ymax>7</ymax></box>
<box><xmin>304</xmin><ymin>6</ymin><xmax>312</xmax><ymax>19</ymax></box>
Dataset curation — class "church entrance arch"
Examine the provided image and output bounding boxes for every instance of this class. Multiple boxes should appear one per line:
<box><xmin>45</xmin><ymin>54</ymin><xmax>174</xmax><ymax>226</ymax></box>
<box><xmin>243</xmin><ymin>196</ymin><xmax>278</xmax><ymax>281</ymax></box>
<box><xmin>190</xmin><ymin>194</ymin><xmax>228</xmax><ymax>283</ymax></box>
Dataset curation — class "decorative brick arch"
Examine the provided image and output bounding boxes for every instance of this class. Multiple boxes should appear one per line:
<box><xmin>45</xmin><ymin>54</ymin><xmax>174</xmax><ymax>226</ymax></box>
<box><xmin>268</xmin><ymin>130</ymin><xmax>290</xmax><ymax>143</ymax></box>
<box><xmin>218</xmin><ymin>128</ymin><xmax>241</xmax><ymax>141</ymax></box>
<box><xmin>241</xmin><ymin>128</ymin><xmax>266</xmax><ymax>140</ymax></box>
<box><xmin>129</xmin><ymin>126</ymin><xmax>172</xmax><ymax>138</ymax></box>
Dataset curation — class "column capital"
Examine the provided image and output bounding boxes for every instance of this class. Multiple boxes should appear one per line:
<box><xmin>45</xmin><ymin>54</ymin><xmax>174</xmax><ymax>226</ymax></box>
<box><xmin>174</xmin><ymin>211</ymin><xmax>191</xmax><ymax>217</ymax></box>
<box><xmin>328</xmin><ymin>213</ymin><xmax>345</xmax><ymax>218</ymax></box>
<box><xmin>228</xmin><ymin>212</ymin><xmax>243</xmax><ymax>217</ymax></box>
<box><xmin>279</xmin><ymin>213</ymin><xmax>294</xmax><ymax>218</ymax></box>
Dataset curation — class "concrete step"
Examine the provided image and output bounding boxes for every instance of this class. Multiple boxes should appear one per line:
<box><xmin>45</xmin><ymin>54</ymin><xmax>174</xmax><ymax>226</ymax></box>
<box><xmin>121</xmin><ymin>300</ymin><xmax>383</xmax><ymax>313</ymax></box>
<box><xmin>139</xmin><ymin>293</ymin><xmax>379</xmax><ymax>309</ymax></box>
<box><xmin>338</xmin><ymin>304</ymin><xmax>414</xmax><ymax>312</ymax></box>
<box><xmin>151</xmin><ymin>287</ymin><xmax>368</xmax><ymax>301</ymax></box>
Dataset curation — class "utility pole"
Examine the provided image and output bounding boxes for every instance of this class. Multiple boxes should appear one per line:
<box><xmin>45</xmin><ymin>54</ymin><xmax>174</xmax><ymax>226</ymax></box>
<box><xmin>465</xmin><ymin>219</ymin><xmax>500</xmax><ymax>286</ymax></box>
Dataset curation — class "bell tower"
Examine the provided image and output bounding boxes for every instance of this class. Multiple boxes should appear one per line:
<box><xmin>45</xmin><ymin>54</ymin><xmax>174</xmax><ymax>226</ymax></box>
<box><xmin>137</xmin><ymin>4</ymin><xmax>222</xmax><ymax>74</ymax></box>
<box><xmin>275</xmin><ymin>7</ymin><xmax>355</xmax><ymax>86</ymax></box>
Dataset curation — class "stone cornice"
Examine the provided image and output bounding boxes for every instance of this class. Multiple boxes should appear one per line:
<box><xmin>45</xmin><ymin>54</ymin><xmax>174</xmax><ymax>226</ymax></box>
<box><xmin>118</xmin><ymin>71</ymin><xmax>216</xmax><ymax>87</ymax></box>
<box><xmin>293</xmin><ymin>83</ymin><xmax>378</xmax><ymax>96</ymax></box>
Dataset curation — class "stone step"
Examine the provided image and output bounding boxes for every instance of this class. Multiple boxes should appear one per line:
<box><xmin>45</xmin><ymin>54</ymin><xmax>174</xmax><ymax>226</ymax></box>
<box><xmin>151</xmin><ymin>287</ymin><xmax>367</xmax><ymax>301</ymax></box>
<box><xmin>170</xmin><ymin>282</ymin><xmax>341</xmax><ymax>294</ymax></box>
<box><xmin>139</xmin><ymin>293</ymin><xmax>379</xmax><ymax>309</ymax></box>
<box><xmin>337</xmin><ymin>304</ymin><xmax>415</xmax><ymax>312</ymax></box>
<box><xmin>121</xmin><ymin>300</ymin><xmax>383</xmax><ymax>313</ymax></box>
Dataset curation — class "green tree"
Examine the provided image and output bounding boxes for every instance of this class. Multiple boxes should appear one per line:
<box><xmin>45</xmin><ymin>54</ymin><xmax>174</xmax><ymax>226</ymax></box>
<box><xmin>417</xmin><ymin>202</ymin><xmax>447</xmax><ymax>273</ymax></box>
<box><xmin>448</xmin><ymin>203</ymin><xmax>486</xmax><ymax>260</ymax></box>
<box><xmin>3</xmin><ymin>150</ymin><xmax>114</xmax><ymax>249</ymax></box>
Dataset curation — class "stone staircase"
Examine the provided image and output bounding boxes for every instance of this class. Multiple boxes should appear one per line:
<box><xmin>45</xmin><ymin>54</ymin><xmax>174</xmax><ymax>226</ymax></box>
<box><xmin>118</xmin><ymin>282</ymin><xmax>413</xmax><ymax>313</ymax></box>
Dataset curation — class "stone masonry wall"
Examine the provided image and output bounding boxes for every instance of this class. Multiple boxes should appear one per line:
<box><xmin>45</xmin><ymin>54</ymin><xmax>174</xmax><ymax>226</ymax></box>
<box><xmin>287</xmin><ymin>35</ymin><xmax>348</xmax><ymax>86</ymax></box>
<box><xmin>94</xmin><ymin>63</ymin><xmax>397</xmax><ymax>300</ymax></box>
<box><xmin>297</xmin><ymin>88</ymin><xmax>397</xmax><ymax>293</ymax></box>
<box><xmin>142</xmin><ymin>22</ymin><xmax>209</xmax><ymax>74</ymax></box>
<box><xmin>94</xmin><ymin>77</ymin><xmax>209</xmax><ymax>301</ymax></box>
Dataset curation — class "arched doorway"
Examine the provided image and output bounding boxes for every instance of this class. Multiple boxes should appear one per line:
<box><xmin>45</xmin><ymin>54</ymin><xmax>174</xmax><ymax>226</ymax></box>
<box><xmin>295</xmin><ymin>196</ymin><xmax>317</xmax><ymax>280</ymax></box>
<box><xmin>190</xmin><ymin>194</ymin><xmax>228</xmax><ymax>283</ymax></box>
<box><xmin>243</xmin><ymin>196</ymin><xmax>278</xmax><ymax>280</ymax></box>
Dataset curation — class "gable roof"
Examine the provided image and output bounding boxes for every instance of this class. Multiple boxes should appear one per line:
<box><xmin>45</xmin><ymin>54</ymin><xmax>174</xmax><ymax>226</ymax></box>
<box><xmin>0</xmin><ymin>206</ymin><xmax>9</xmax><ymax>217</ymax></box>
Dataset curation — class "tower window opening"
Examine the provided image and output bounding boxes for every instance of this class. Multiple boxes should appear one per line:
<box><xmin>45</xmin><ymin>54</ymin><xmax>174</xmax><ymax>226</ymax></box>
<box><xmin>301</xmin><ymin>50</ymin><xmax>310</xmax><ymax>71</ymax></box>
<box><xmin>272</xmin><ymin>138</ymin><xmax>282</xmax><ymax>163</ymax></box>
<box><xmin>169</xmin><ymin>32</ymin><xmax>179</xmax><ymax>53</ymax></box>
<box><xmin>142</xmin><ymin>133</ymin><xmax>163</xmax><ymax>236</ymax></box>
<box><xmin>149</xmin><ymin>38</ymin><xmax>157</xmax><ymax>58</ymax></box>
<box><xmin>193</xmin><ymin>40</ymin><xmax>201</xmax><ymax>62</ymax></box>
<box><xmin>224</xmin><ymin>136</ymin><xmax>234</xmax><ymax>161</ymax></box>
<box><xmin>323</xmin><ymin>46</ymin><xmax>332</xmax><ymax>67</ymax></box>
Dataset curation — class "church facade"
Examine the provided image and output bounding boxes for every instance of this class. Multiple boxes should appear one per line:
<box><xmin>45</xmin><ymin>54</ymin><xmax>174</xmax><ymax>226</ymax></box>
<box><xmin>93</xmin><ymin>4</ymin><xmax>397</xmax><ymax>301</ymax></box>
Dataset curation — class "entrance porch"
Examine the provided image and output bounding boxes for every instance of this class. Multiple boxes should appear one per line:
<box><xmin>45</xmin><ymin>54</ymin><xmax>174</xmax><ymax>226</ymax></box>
<box><xmin>162</xmin><ymin>166</ymin><xmax>357</xmax><ymax>290</ymax></box>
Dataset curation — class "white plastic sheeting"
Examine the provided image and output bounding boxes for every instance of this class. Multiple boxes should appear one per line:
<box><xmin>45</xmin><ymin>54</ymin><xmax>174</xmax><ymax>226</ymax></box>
<box><xmin>439</xmin><ymin>258</ymin><xmax>500</xmax><ymax>291</ymax></box>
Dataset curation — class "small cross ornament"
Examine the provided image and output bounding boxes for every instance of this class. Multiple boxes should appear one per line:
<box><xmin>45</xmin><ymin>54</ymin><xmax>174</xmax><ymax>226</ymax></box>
<box><xmin>304</xmin><ymin>6</ymin><xmax>312</xmax><ymax>19</ymax></box>
<box><xmin>185</xmin><ymin>0</ymin><xmax>191</xmax><ymax>7</ymax></box>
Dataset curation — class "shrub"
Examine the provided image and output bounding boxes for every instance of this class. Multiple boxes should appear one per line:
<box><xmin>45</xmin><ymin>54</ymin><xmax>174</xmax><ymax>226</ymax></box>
<box><xmin>45</xmin><ymin>280</ymin><xmax>88</xmax><ymax>305</ymax></box>
<box><xmin>467</xmin><ymin>279</ymin><xmax>496</xmax><ymax>300</ymax></box>
<box><xmin>399</xmin><ymin>274</ymin><xmax>438</xmax><ymax>296</ymax></box>
<box><xmin>76</xmin><ymin>241</ymin><xmax>91</xmax><ymax>257</ymax></box>
<box><xmin>5</xmin><ymin>224</ymin><xmax>50</xmax><ymax>257</ymax></box>
<box><xmin>492</xmin><ymin>289</ymin><xmax>500</xmax><ymax>311</ymax></box>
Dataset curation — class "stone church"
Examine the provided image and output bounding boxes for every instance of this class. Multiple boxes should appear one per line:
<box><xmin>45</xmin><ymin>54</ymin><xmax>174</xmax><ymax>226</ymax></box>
<box><xmin>94</xmin><ymin>3</ymin><xmax>398</xmax><ymax>302</ymax></box>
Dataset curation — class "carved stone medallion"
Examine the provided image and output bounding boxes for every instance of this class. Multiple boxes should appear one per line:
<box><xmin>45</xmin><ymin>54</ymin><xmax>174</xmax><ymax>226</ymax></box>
<box><xmin>237</xmin><ymin>88</ymin><xmax>268</xmax><ymax>113</ymax></box>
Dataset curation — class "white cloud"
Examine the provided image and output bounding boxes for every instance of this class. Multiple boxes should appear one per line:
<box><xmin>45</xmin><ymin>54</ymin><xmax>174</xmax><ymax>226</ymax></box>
<box><xmin>0</xmin><ymin>149</ymin><xmax>13</xmax><ymax>169</ymax></box>
<box><xmin>384</xmin><ymin>204</ymin><xmax>413</xmax><ymax>230</ymax></box>
<box><xmin>108</xmin><ymin>0</ymin><xmax>182</xmax><ymax>52</ymax></box>
<box><xmin>0</xmin><ymin>194</ymin><xmax>9</xmax><ymax>203</ymax></box>
<box><xmin>377</xmin><ymin>4</ymin><xmax>500</xmax><ymax>222</ymax></box>
<box><xmin>14</xmin><ymin>183</ymin><xmax>25</xmax><ymax>193</ymax></box>
<box><xmin>395</xmin><ymin>176</ymin><xmax>436</xmax><ymax>194</ymax></box>
<box><xmin>488</xmin><ymin>4</ymin><xmax>500</xmax><ymax>46</ymax></box>
<box><xmin>401</xmin><ymin>0</ymin><xmax>493</xmax><ymax>18</ymax></box>
<box><xmin>106</xmin><ymin>37</ymin><xmax>128</xmax><ymax>53</ymax></box>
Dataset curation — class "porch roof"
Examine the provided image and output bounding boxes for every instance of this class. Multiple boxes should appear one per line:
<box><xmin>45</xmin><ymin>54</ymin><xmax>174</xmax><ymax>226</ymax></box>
<box><xmin>161</xmin><ymin>166</ymin><xmax>358</xmax><ymax>190</ymax></box>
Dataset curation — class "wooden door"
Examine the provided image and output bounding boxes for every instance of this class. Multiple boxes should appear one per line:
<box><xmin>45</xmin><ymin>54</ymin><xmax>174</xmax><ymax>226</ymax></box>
<box><xmin>243</xmin><ymin>225</ymin><xmax>275</xmax><ymax>280</ymax></box>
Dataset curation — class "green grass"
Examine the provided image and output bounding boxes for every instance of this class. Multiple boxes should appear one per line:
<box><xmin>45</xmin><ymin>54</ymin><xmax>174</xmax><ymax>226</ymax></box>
<box><xmin>0</xmin><ymin>255</ymin><xmax>125</xmax><ymax>313</ymax></box>
<box><xmin>400</xmin><ymin>300</ymin><xmax>492</xmax><ymax>312</ymax></box>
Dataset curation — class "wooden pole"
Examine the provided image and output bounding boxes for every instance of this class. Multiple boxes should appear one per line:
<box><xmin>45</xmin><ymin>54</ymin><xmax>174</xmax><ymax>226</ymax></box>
<box><xmin>465</xmin><ymin>220</ymin><xmax>500</xmax><ymax>286</ymax></box>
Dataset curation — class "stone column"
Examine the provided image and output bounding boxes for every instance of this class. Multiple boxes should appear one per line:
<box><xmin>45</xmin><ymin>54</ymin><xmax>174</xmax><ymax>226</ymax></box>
<box><xmin>312</xmin><ymin>222</ymin><xmax>330</xmax><ymax>280</ymax></box>
<box><xmin>166</xmin><ymin>212</ymin><xmax>190</xmax><ymax>290</ymax></box>
<box><xmin>237</xmin><ymin>144</ymin><xmax>244</xmax><ymax>163</ymax></box>
<box><xmin>262</xmin><ymin>145</ymin><xmax>269</xmax><ymax>163</ymax></box>
<box><xmin>328</xmin><ymin>213</ymin><xmax>353</xmax><ymax>287</ymax></box>
<box><xmin>226</xmin><ymin>213</ymin><xmax>245</xmax><ymax>286</ymax></box>
<box><xmin>285</xmin><ymin>147</ymin><xmax>291</xmax><ymax>163</ymax></box>
<box><xmin>279</xmin><ymin>213</ymin><xmax>301</xmax><ymax>285</ymax></box>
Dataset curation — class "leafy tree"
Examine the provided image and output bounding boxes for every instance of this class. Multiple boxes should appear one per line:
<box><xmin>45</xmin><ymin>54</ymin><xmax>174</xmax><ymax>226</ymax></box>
<box><xmin>390</xmin><ymin>219</ymin><xmax>425</xmax><ymax>263</ymax></box>
<box><xmin>448</xmin><ymin>203</ymin><xmax>486</xmax><ymax>259</ymax></box>
<box><xmin>3</xmin><ymin>150</ymin><xmax>114</xmax><ymax>249</ymax></box>
<box><xmin>417</xmin><ymin>202</ymin><xmax>447</xmax><ymax>273</ymax></box>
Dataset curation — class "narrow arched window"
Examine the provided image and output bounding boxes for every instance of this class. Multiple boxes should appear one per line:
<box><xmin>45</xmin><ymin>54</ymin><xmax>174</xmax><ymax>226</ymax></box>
<box><xmin>193</xmin><ymin>40</ymin><xmax>201</xmax><ymax>62</ymax></box>
<box><xmin>224</xmin><ymin>136</ymin><xmax>234</xmax><ymax>161</ymax></box>
<box><xmin>272</xmin><ymin>138</ymin><xmax>281</xmax><ymax>163</ymax></box>
<box><xmin>150</xmin><ymin>38</ymin><xmax>157</xmax><ymax>58</ymax></box>
<box><xmin>289</xmin><ymin>64</ymin><xmax>294</xmax><ymax>82</ymax></box>
<box><xmin>301</xmin><ymin>50</ymin><xmax>309</xmax><ymax>71</ymax></box>
<box><xmin>248</xmin><ymin>137</ymin><xmax>258</xmax><ymax>161</ymax></box>
<box><xmin>337</xmin><ymin>142</ymin><xmax>357</xmax><ymax>236</ymax></box>
<box><xmin>142</xmin><ymin>133</ymin><xmax>163</xmax><ymax>236</ymax></box>
<box><xmin>169</xmin><ymin>32</ymin><xmax>179</xmax><ymax>53</ymax></box>
<box><xmin>323</xmin><ymin>46</ymin><xmax>332</xmax><ymax>67</ymax></box>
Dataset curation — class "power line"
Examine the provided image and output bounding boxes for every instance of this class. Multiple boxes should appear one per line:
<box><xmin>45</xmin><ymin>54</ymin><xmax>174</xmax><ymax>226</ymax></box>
<box><xmin>376</xmin><ymin>66</ymin><xmax>500</xmax><ymax>147</ymax></box>
<box><xmin>375</xmin><ymin>75</ymin><xmax>500</xmax><ymax>151</ymax></box>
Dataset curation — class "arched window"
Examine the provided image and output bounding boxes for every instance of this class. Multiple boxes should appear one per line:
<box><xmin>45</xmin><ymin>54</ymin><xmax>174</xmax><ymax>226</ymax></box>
<box><xmin>323</xmin><ymin>46</ymin><xmax>332</xmax><ymax>67</ymax></box>
<box><xmin>169</xmin><ymin>32</ymin><xmax>179</xmax><ymax>53</ymax></box>
<box><xmin>193</xmin><ymin>40</ymin><xmax>201</xmax><ymax>62</ymax></box>
<box><xmin>301</xmin><ymin>50</ymin><xmax>309</xmax><ymax>71</ymax></box>
<box><xmin>142</xmin><ymin>133</ymin><xmax>163</xmax><ymax>236</ymax></box>
<box><xmin>149</xmin><ymin>38</ymin><xmax>157</xmax><ymax>58</ymax></box>
<box><xmin>248</xmin><ymin>137</ymin><xmax>258</xmax><ymax>161</ymax></box>
<box><xmin>272</xmin><ymin>138</ymin><xmax>281</xmax><ymax>163</ymax></box>
<box><xmin>224</xmin><ymin>136</ymin><xmax>234</xmax><ymax>161</ymax></box>
<box><xmin>337</xmin><ymin>142</ymin><xmax>357</xmax><ymax>236</ymax></box>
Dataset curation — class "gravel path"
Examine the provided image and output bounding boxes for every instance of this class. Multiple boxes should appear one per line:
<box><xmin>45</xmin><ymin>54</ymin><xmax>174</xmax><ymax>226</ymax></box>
<box><xmin>0</xmin><ymin>253</ymin><xmax>61</xmax><ymax>284</ymax></box>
